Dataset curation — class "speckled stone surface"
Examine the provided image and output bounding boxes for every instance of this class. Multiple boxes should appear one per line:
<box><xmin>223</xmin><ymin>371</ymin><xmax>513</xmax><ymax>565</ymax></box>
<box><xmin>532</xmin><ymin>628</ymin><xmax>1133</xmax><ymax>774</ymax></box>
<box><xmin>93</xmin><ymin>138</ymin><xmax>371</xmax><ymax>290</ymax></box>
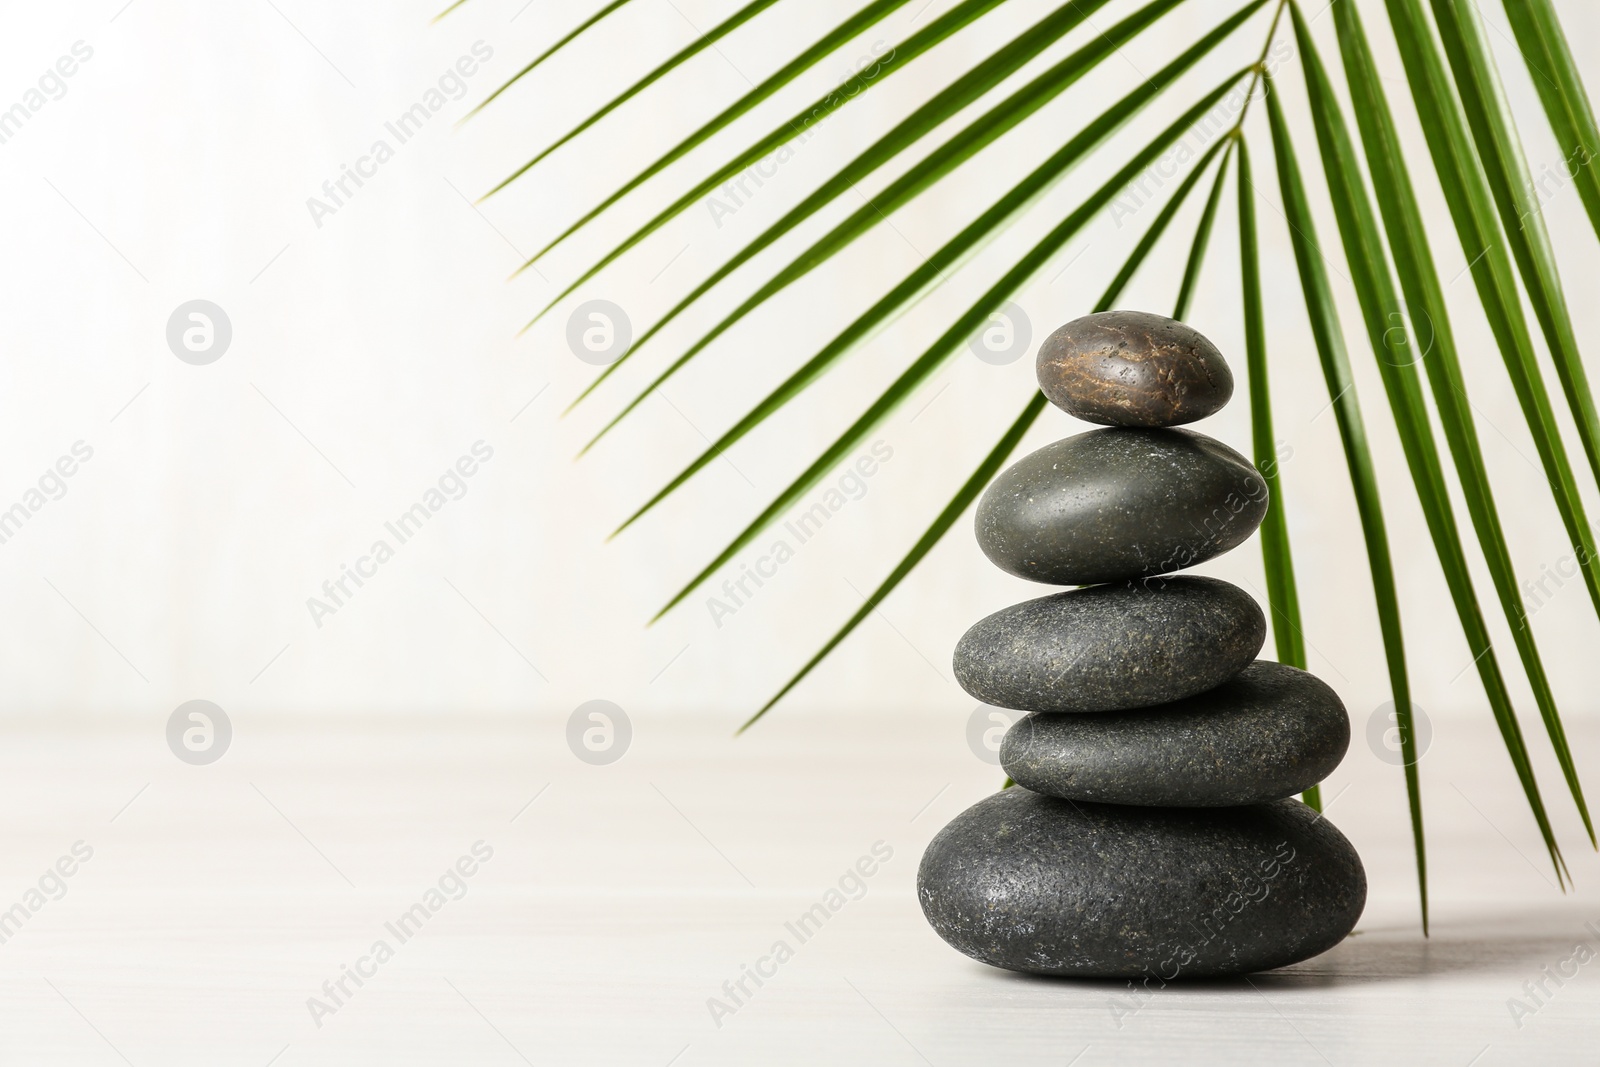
<box><xmin>1036</xmin><ymin>311</ymin><xmax>1234</xmax><ymax>427</ymax></box>
<box><xmin>1000</xmin><ymin>661</ymin><xmax>1349</xmax><ymax>805</ymax></box>
<box><xmin>976</xmin><ymin>428</ymin><xmax>1269</xmax><ymax>585</ymax></box>
<box><xmin>917</xmin><ymin>788</ymin><xmax>1366</xmax><ymax>978</ymax></box>
<box><xmin>952</xmin><ymin>577</ymin><xmax>1264</xmax><ymax>713</ymax></box>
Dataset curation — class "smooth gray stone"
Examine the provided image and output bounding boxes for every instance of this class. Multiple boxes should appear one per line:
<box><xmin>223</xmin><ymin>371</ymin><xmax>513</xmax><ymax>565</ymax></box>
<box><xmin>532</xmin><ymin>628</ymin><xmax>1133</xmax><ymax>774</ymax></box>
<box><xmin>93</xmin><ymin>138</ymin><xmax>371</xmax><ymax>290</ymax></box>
<box><xmin>1037</xmin><ymin>311</ymin><xmax>1233</xmax><ymax>427</ymax></box>
<box><xmin>976</xmin><ymin>428</ymin><xmax>1268</xmax><ymax>585</ymax></box>
<box><xmin>953</xmin><ymin>577</ymin><xmax>1264</xmax><ymax>713</ymax></box>
<box><xmin>917</xmin><ymin>789</ymin><xmax>1365</xmax><ymax>978</ymax></box>
<box><xmin>1000</xmin><ymin>661</ymin><xmax>1348</xmax><ymax>805</ymax></box>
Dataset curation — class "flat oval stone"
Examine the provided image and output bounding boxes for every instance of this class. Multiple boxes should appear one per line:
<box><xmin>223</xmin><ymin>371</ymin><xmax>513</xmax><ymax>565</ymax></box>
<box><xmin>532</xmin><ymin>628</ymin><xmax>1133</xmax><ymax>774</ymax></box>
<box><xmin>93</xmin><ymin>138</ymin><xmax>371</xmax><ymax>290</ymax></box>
<box><xmin>918</xmin><ymin>789</ymin><xmax>1365</xmax><ymax>978</ymax></box>
<box><xmin>953</xmin><ymin>577</ymin><xmax>1264</xmax><ymax>713</ymax></box>
<box><xmin>976</xmin><ymin>428</ymin><xmax>1268</xmax><ymax>585</ymax></box>
<box><xmin>1037</xmin><ymin>311</ymin><xmax>1233</xmax><ymax>427</ymax></box>
<box><xmin>1000</xmin><ymin>661</ymin><xmax>1349</xmax><ymax>805</ymax></box>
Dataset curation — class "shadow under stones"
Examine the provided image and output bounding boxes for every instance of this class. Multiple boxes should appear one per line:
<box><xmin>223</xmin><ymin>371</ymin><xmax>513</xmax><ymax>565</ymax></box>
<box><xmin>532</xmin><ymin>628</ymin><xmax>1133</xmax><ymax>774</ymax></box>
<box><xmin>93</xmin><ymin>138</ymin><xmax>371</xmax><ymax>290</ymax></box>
<box><xmin>968</xmin><ymin>908</ymin><xmax>1590</xmax><ymax>991</ymax></box>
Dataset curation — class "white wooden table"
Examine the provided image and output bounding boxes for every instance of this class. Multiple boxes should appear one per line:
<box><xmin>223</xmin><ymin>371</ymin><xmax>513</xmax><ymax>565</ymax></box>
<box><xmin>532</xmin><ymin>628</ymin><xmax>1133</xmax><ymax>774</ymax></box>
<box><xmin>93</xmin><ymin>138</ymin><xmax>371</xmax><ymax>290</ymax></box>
<box><xmin>0</xmin><ymin>708</ymin><xmax>1594</xmax><ymax>1065</ymax></box>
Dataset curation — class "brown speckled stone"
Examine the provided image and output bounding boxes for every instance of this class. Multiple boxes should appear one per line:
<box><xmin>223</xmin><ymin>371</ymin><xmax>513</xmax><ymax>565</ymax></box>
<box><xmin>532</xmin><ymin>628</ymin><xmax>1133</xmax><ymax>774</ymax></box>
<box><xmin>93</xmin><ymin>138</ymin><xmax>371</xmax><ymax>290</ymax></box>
<box><xmin>1037</xmin><ymin>311</ymin><xmax>1233</xmax><ymax>427</ymax></box>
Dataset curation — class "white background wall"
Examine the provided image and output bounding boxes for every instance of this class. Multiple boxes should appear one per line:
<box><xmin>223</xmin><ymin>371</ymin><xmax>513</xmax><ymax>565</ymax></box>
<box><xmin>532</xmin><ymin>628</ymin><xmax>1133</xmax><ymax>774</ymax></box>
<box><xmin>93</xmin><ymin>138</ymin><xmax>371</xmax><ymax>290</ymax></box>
<box><xmin>1</xmin><ymin>0</ymin><xmax>1597</xmax><ymax>748</ymax></box>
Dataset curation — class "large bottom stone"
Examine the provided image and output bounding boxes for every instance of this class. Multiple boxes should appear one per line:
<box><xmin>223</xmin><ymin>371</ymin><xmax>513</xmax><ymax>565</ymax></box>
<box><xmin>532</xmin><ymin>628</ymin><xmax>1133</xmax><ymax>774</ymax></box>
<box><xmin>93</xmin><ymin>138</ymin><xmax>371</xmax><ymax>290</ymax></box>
<box><xmin>918</xmin><ymin>789</ymin><xmax>1365</xmax><ymax>978</ymax></box>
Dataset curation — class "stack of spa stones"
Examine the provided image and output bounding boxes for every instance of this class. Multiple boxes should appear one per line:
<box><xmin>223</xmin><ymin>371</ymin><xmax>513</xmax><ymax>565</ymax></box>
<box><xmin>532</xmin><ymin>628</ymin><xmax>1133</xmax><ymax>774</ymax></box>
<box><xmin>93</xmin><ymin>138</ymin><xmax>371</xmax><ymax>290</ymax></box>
<box><xmin>918</xmin><ymin>311</ymin><xmax>1366</xmax><ymax>979</ymax></box>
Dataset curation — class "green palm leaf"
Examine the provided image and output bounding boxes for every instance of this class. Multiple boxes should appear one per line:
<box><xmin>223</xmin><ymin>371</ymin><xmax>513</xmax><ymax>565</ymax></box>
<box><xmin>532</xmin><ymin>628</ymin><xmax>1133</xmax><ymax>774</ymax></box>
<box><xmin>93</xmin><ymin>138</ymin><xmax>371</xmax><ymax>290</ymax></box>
<box><xmin>584</xmin><ymin>0</ymin><xmax>1260</xmax><ymax>450</ymax></box>
<box><xmin>473</xmin><ymin>0</ymin><xmax>784</xmax><ymax>169</ymax></box>
<box><xmin>492</xmin><ymin>0</ymin><xmax>1013</xmax><ymax>276</ymax></box>
<box><xmin>1238</xmin><ymin>139</ymin><xmax>1303</xmax><ymax>674</ymax></box>
<box><xmin>573</xmin><ymin>0</ymin><xmax>1211</xmax><ymax>416</ymax></box>
<box><xmin>524</xmin><ymin>0</ymin><xmax>1110</xmax><ymax>306</ymax></box>
<box><xmin>504</xmin><ymin>0</ymin><xmax>923</xmax><ymax>257</ymax></box>
<box><xmin>1263</xmin><ymin>72</ymin><xmax>1445</xmax><ymax>876</ymax></box>
<box><xmin>1428</xmin><ymin>0</ymin><xmax>1600</xmax><ymax>500</ymax></box>
<box><xmin>1236</xmin><ymin>137</ymin><xmax>1325</xmax><ymax>821</ymax></box>
<box><xmin>463</xmin><ymin>0</ymin><xmax>1600</xmax><ymax>922</ymax></box>
<box><xmin>741</xmin><ymin>392</ymin><xmax>1048</xmax><ymax>733</ymax></box>
<box><xmin>1502</xmin><ymin>0</ymin><xmax>1600</xmax><ymax>243</ymax></box>
<box><xmin>745</xmin><ymin>133</ymin><xmax>1235</xmax><ymax>730</ymax></box>
<box><xmin>611</xmin><ymin>44</ymin><xmax>1248</xmax><ymax>537</ymax></box>
<box><xmin>1262</xmin><ymin>79</ymin><xmax>1419</xmax><ymax>811</ymax></box>
<box><xmin>650</xmin><ymin>74</ymin><xmax>1250</xmax><ymax>620</ymax></box>
<box><xmin>1104</xmin><ymin>139</ymin><xmax>1240</xmax><ymax>312</ymax></box>
<box><xmin>1173</xmin><ymin>139</ymin><xmax>1234</xmax><ymax>320</ymax></box>
<box><xmin>1332</xmin><ymin>0</ymin><xmax>1592</xmax><ymax>889</ymax></box>
<box><xmin>471</xmin><ymin>1</ymin><xmax>637</xmax><ymax>112</ymax></box>
<box><xmin>1382</xmin><ymin>0</ymin><xmax>1600</xmax><ymax>630</ymax></box>
<box><xmin>1290</xmin><ymin>4</ymin><xmax>1573</xmax><ymax>880</ymax></box>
